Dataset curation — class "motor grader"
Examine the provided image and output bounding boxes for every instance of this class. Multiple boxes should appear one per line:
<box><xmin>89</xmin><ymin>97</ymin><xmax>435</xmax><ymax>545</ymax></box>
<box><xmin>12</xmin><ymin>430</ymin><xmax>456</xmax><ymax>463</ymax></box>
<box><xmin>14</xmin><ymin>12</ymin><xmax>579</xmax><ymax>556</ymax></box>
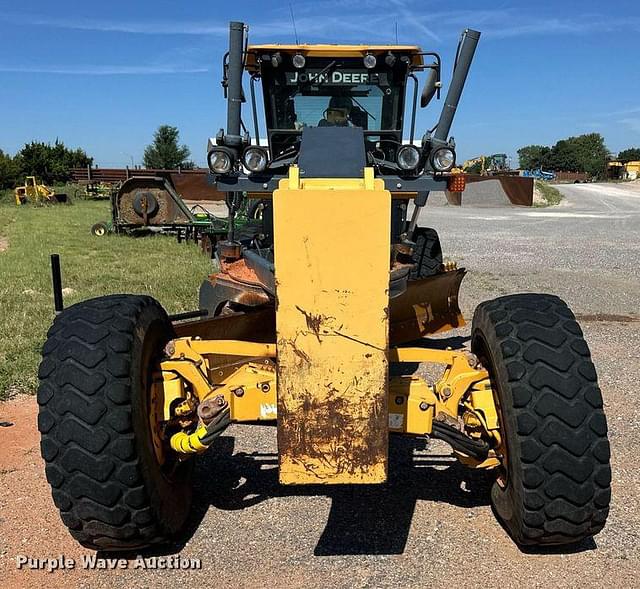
<box><xmin>38</xmin><ymin>21</ymin><xmax>610</xmax><ymax>551</ymax></box>
<box><xmin>15</xmin><ymin>176</ymin><xmax>67</xmax><ymax>205</ymax></box>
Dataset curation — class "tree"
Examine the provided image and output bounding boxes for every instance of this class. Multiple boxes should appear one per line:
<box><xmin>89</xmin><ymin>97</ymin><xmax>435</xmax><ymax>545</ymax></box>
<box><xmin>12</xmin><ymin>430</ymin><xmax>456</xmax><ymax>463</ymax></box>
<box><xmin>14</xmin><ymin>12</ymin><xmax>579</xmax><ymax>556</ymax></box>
<box><xmin>17</xmin><ymin>140</ymin><xmax>92</xmax><ymax>184</ymax></box>
<box><xmin>143</xmin><ymin>125</ymin><xmax>193</xmax><ymax>169</ymax></box>
<box><xmin>517</xmin><ymin>145</ymin><xmax>551</xmax><ymax>170</ymax></box>
<box><xmin>548</xmin><ymin>139</ymin><xmax>581</xmax><ymax>172</ymax></box>
<box><xmin>518</xmin><ymin>133</ymin><xmax>609</xmax><ymax>179</ymax></box>
<box><xmin>618</xmin><ymin>147</ymin><xmax>640</xmax><ymax>163</ymax></box>
<box><xmin>0</xmin><ymin>149</ymin><xmax>20</xmax><ymax>189</ymax></box>
<box><xmin>569</xmin><ymin>133</ymin><xmax>609</xmax><ymax>179</ymax></box>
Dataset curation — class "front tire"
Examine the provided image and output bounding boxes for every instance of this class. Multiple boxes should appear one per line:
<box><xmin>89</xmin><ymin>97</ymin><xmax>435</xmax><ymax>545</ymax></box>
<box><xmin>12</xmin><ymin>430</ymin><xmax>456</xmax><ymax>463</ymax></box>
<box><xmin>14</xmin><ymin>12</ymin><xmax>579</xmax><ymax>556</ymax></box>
<box><xmin>410</xmin><ymin>227</ymin><xmax>443</xmax><ymax>279</ymax></box>
<box><xmin>472</xmin><ymin>294</ymin><xmax>611</xmax><ymax>546</ymax></box>
<box><xmin>38</xmin><ymin>295</ymin><xmax>192</xmax><ymax>550</ymax></box>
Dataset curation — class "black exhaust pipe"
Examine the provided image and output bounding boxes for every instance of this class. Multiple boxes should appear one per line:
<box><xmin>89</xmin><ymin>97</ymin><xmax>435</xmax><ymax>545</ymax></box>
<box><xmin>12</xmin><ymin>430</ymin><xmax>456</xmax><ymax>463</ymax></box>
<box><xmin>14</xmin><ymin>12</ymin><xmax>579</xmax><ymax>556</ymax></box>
<box><xmin>433</xmin><ymin>29</ymin><xmax>481</xmax><ymax>143</ymax></box>
<box><xmin>226</xmin><ymin>21</ymin><xmax>245</xmax><ymax>148</ymax></box>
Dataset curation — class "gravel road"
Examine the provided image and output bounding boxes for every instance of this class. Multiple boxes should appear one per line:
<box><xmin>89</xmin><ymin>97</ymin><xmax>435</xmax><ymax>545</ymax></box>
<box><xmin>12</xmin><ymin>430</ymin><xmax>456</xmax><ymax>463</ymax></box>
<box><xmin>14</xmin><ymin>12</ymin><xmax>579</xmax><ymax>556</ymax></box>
<box><xmin>2</xmin><ymin>183</ymin><xmax>639</xmax><ymax>589</ymax></box>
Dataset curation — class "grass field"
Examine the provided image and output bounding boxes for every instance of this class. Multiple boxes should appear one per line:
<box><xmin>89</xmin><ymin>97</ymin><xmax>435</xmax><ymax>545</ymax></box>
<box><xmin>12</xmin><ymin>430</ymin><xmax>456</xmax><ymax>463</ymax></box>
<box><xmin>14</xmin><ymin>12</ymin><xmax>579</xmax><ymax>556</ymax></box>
<box><xmin>0</xmin><ymin>196</ymin><xmax>212</xmax><ymax>399</ymax></box>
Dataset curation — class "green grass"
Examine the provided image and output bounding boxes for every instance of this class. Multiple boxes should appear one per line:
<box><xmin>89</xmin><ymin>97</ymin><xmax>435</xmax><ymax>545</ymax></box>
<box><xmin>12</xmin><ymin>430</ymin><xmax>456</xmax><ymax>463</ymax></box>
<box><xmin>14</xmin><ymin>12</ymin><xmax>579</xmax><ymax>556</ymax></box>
<box><xmin>534</xmin><ymin>180</ymin><xmax>563</xmax><ymax>207</ymax></box>
<box><xmin>0</xmin><ymin>198</ymin><xmax>212</xmax><ymax>399</ymax></box>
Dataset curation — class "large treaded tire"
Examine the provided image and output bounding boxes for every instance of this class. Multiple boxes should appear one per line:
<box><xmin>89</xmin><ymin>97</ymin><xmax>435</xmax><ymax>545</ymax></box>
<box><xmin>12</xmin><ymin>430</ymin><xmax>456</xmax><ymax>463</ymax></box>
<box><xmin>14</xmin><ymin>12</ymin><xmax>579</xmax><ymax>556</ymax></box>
<box><xmin>410</xmin><ymin>227</ymin><xmax>443</xmax><ymax>279</ymax></box>
<box><xmin>37</xmin><ymin>295</ymin><xmax>192</xmax><ymax>550</ymax></box>
<box><xmin>472</xmin><ymin>294</ymin><xmax>611</xmax><ymax>546</ymax></box>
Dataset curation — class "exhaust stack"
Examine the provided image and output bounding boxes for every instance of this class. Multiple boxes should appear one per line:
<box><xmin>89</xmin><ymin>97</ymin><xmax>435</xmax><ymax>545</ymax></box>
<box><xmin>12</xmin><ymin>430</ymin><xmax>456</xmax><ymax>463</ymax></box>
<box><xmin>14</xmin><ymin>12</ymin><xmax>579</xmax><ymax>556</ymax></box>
<box><xmin>433</xmin><ymin>29</ymin><xmax>481</xmax><ymax>143</ymax></box>
<box><xmin>225</xmin><ymin>21</ymin><xmax>245</xmax><ymax>147</ymax></box>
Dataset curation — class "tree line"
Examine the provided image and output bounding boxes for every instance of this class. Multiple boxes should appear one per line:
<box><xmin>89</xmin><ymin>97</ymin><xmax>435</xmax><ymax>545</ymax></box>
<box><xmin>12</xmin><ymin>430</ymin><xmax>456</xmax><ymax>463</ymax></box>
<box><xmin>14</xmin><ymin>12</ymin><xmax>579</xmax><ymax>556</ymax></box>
<box><xmin>0</xmin><ymin>141</ymin><xmax>92</xmax><ymax>189</ymax></box>
<box><xmin>0</xmin><ymin>125</ymin><xmax>194</xmax><ymax>189</ymax></box>
<box><xmin>518</xmin><ymin>133</ymin><xmax>640</xmax><ymax>179</ymax></box>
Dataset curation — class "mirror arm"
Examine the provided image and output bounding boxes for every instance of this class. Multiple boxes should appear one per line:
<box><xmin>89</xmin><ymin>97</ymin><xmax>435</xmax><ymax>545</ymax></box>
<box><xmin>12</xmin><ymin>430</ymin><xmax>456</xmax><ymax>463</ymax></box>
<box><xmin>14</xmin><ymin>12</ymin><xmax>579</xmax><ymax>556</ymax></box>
<box><xmin>408</xmin><ymin>74</ymin><xmax>419</xmax><ymax>144</ymax></box>
<box><xmin>250</xmin><ymin>75</ymin><xmax>261</xmax><ymax>146</ymax></box>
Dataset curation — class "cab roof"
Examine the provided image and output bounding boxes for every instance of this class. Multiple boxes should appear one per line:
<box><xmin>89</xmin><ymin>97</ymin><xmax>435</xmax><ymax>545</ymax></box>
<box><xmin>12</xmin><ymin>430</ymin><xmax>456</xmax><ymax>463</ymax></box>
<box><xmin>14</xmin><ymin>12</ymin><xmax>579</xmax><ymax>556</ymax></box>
<box><xmin>246</xmin><ymin>44</ymin><xmax>424</xmax><ymax>70</ymax></box>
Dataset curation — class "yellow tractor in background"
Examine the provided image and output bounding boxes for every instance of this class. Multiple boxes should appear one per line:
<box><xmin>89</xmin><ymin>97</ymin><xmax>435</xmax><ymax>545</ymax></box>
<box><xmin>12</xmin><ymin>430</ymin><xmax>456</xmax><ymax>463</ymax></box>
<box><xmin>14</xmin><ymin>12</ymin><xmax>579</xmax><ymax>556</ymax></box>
<box><xmin>15</xmin><ymin>176</ymin><xmax>68</xmax><ymax>205</ymax></box>
<box><xmin>38</xmin><ymin>22</ymin><xmax>610</xmax><ymax>551</ymax></box>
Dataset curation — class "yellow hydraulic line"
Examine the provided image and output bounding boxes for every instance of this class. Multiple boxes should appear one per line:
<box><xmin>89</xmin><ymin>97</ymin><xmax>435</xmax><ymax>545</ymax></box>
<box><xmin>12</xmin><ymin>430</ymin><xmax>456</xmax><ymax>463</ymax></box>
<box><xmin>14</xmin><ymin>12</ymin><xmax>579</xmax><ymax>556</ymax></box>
<box><xmin>170</xmin><ymin>425</ymin><xmax>210</xmax><ymax>454</ymax></box>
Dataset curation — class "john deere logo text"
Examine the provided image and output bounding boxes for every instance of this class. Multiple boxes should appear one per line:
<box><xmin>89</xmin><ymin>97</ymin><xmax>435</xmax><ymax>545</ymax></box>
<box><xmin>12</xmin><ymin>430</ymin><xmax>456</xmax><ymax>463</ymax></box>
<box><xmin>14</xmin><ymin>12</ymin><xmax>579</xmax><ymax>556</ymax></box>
<box><xmin>286</xmin><ymin>71</ymin><xmax>382</xmax><ymax>85</ymax></box>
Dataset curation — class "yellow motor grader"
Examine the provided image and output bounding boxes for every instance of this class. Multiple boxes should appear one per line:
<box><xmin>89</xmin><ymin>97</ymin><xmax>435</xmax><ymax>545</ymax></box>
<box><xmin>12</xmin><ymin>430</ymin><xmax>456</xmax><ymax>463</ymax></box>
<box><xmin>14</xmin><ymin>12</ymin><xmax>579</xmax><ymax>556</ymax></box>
<box><xmin>15</xmin><ymin>176</ymin><xmax>68</xmax><ymax>205</ymax></box>
<box><xmin>38</xmin><ymin>22</ymin><xmax>610</xmax><ymax>551</ymax></box>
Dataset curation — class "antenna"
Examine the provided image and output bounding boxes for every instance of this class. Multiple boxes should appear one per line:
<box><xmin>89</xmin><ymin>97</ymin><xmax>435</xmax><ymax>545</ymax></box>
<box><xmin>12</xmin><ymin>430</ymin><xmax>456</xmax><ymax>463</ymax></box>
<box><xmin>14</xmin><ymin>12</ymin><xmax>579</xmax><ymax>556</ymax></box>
<box><xmin>395</xmin><ymin>21</ymin><xmax>398</xmax><ymax>44</ymax></box>
<box><xmin>289</xmin><ymin>3</ymin><xmax>300</xmax><ymax>45</ymax></box>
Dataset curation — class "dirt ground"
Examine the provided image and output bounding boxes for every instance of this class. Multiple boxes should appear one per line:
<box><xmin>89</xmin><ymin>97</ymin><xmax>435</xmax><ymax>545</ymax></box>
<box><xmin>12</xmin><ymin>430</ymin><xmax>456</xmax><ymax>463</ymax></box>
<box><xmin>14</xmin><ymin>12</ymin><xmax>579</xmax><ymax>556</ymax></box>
<box><xmin>0</xmin><ymin>396</ymin><xmax>95</xmax><ymax>588</ymax></box>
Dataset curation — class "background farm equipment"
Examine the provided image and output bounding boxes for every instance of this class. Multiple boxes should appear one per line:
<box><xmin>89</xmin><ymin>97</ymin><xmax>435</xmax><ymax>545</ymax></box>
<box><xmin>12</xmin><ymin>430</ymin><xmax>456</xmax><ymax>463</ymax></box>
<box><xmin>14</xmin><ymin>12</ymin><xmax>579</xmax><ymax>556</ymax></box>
<box><xmin>70</xmin><ymin>165</ymin><xmax>226</xmax><ymax>201</ymax></box>
<box><xmin>522</xmin><ymin>168</ymin><xmax>556</xmax><ymax>181</ymax></box>
<box><xmin>90</xmin><ymin>175</ymin><xmax>259</xmax><ymax>257</ymax></box>
<box><xmin>75</xmin><ymin>180</ymin><xmax>121</xmax><ymax>200</ymax></box>
<box><xmin>14</xmin><ymin>177</ymin><xmax>68</xmax><ymax>205</ymax></box>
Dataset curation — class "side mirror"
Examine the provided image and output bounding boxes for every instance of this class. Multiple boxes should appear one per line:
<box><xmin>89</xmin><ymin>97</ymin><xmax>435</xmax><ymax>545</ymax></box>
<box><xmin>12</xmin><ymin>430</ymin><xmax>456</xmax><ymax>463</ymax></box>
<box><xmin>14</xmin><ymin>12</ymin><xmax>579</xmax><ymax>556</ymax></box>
<box><xmin>420</xmin><ymin>68</ymin><xmax>439</xmax><ymax>108</ymax></box>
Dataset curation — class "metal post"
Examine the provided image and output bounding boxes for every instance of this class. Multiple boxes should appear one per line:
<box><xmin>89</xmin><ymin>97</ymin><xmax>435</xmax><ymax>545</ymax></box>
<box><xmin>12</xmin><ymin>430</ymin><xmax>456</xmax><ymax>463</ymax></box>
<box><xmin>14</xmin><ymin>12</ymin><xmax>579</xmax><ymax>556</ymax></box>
<box><xmin>407</xmin><ymin>192</ymin><xmax>429</xmax><ymax>237</ymax></box>
<box><xmin>50</xmin><ymin>254</ymin><xmax>64</xmax><ymax>314</ymax></box>
<box><xmin>433</xmin><ymin>29</ymin><xmax>481</xmax><ymax>142</ymax></box>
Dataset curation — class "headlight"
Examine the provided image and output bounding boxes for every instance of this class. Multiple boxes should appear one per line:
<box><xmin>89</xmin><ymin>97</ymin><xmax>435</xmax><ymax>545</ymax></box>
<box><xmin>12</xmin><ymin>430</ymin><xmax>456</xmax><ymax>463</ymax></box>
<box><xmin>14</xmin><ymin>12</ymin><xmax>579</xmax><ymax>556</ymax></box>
<box><xmin>363</xmin><ymin>53</ymin><xmax>377</xmax><ymax>69</ymax></box>
<box><xmin>243</xmin><ymin>147</ymin><xmax>269</xmax><ymax>173</ymax></box>
<box><xmin>207</xmin><ymin>148</ymin><xmax>234</xmax><ymax>174</ymax></box>
<box><xmin>431</xmin><ymin>147</ymin><xmax>456</xmax><ymax>172</ymax></box>
<box><xmin>397</xmin><ymin>145</ymin><xmax>421</xmax><ymax>171</ymax></box>
<box><xmin>292</xmin><ymin>53</ymin><xmax>306</xmax><ymax>69</ymax></box>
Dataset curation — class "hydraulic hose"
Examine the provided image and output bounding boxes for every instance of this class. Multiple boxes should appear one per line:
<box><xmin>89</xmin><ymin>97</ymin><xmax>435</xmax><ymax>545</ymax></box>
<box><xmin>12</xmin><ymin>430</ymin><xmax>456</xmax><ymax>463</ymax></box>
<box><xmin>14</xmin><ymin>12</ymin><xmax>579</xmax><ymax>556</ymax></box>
<box><xmin>170</xmin><ymin>396</ymin><xmax>231</xmax><ymax>454</ymax></box>
<box><xmin>431</xmin><ymin>421</ymin><xmax>489</xmax><ymax>461</ymax></box>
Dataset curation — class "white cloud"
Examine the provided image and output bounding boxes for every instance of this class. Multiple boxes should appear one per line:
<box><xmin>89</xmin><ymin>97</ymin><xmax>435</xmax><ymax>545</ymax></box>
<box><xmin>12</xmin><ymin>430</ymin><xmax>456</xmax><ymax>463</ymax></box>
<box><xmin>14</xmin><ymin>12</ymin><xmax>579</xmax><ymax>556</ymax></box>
<box><xmin>0</xmin><ymin>64</ymin><xmax>209</xmax><ymax>75</ymax></box>
<box><xmin>620</xmin><ymin>118</ymin><xmax>640</xmax><ymax>134</ymax></box>
<box><xmin>1</xmin><ymin>8</ymin><xmax>638</xmax><ymax>45</ymax></box>
<box><xmin>0</xmin><ymin>13</ymin><xmax>230</xmax><ymax>35</ymax></box>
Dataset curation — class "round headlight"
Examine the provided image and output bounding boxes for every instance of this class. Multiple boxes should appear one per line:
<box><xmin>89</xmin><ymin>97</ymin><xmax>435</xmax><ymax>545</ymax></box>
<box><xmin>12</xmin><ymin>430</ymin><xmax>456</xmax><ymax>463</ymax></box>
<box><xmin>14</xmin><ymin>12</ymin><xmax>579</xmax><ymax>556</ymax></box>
<box><xmin>243</xmin><ymin>147</ymin><xmax>269</xmax><ymax>173</ymax></box>
<box><xmin>397</xmin><ymin>145</ymin><xmax>421</xmax><ymax>171</ymax></box>
<box><xmin>363</xmin><ymin>53</ymin><xmax>377</xmax><ymax>69</ymax></box>
<box><xmin>292</xmin><ymin>53</ymin><xmax>306</xmax><ymax>69</ymax></box>
<box><xmin>431</xmin><ymin>147</ymin><xmax>456</xmax><ymax>172</ymax></box>
<box><xmin>208</xmin><ymin>149</ymin><xmax>233</xmax><ymax>174</ymax></box>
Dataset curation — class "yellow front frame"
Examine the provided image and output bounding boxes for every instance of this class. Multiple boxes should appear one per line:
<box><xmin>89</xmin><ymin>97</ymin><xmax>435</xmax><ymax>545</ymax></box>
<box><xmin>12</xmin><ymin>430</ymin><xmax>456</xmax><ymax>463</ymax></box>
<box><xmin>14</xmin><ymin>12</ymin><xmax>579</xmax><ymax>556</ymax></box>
<box><xmin>158</xmin><ymin>168</ymin><xmax>501</xmax><ymax>480</ymax></box>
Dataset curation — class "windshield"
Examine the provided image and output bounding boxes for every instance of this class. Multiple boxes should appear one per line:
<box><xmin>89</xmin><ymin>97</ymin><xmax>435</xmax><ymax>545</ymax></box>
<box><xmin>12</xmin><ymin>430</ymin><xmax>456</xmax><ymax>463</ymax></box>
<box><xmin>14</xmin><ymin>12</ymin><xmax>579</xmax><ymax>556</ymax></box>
<box><xmin>267</xmin><ymin>68</ymin><xmax>404</xmax><ymax>132</ymax></box>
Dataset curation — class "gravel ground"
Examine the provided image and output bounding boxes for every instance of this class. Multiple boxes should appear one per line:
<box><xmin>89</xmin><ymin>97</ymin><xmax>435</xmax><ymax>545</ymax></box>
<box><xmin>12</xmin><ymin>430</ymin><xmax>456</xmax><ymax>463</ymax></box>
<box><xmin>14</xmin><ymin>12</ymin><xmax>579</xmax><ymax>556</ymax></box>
<box><xmin>2</xmin><ymin>183</ymin><xmax>639</xmax><ymax>588</ymax></box>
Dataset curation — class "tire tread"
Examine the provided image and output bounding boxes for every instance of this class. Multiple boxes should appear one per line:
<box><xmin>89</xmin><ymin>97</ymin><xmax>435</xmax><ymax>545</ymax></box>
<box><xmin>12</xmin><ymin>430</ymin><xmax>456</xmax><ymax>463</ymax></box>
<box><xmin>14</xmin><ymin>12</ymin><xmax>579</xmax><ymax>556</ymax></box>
<box><xmin>473</xmin><ymin>293</ymin><xmax>611</xmax><ymax>545</ymax></box>
<box><xmin>38</xmin><ymin>295</ymin><xmax>175</xmax><ymax>550</ymax></box>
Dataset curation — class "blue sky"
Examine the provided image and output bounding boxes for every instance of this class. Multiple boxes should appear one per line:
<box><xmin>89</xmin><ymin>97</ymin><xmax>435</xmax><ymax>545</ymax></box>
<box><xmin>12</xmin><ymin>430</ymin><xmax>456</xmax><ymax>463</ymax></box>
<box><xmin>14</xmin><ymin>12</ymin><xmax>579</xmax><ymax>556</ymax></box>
<box><xmin>0</xmin><ymin>0</ymin><xmax>639</xmax><ymax>167</ymax></box>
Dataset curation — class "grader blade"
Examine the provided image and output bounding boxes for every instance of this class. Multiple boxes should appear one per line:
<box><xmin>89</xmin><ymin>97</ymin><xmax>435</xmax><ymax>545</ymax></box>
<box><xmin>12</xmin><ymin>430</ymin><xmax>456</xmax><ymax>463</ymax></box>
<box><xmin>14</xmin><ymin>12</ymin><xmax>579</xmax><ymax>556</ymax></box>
<box><xmin>185</xmin><ymin>269</ymin><xmax>465</xmax><ymax>344</ymax></box>
<box><xmin>389</xmin><ymin>269</ymin><xmax>466</xmax><ymax>344</ymax></box>
<box><xmin>273</xmin><ymin>169</ymin><xmax>391</xmax><ymax>484</ymax></box>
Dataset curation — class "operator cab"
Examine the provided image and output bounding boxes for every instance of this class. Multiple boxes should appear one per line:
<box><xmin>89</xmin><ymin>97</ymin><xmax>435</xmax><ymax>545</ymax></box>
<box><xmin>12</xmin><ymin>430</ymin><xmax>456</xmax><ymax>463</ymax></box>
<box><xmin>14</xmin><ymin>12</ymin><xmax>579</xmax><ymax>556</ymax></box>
<box><xmin>245</xmin><ymin>45</ymin><xmax>425</xmax><ymax>171</ymax></box>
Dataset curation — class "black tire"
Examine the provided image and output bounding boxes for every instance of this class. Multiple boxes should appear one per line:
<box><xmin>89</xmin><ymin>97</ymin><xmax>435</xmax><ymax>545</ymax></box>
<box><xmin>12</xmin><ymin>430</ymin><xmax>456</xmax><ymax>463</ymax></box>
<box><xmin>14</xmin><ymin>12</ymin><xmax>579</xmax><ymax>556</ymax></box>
<box><xmin>410</xmin><ymin>227</ymin><xmax>443</xmax><ymax>279</ymax></box>
<box><xmin>37</xmin><ymin>295</ymin><xmax>192</xmax><ymax>550</ymax></box>
<box><xmin>91</xmin><ymin>222</ymin><xmax>109</xmax><ymax>237</ymax></box>
<box><xmin>471</xmin><ymin>294</ymin><xmax>611</xmax><ymax>546</ymax></box>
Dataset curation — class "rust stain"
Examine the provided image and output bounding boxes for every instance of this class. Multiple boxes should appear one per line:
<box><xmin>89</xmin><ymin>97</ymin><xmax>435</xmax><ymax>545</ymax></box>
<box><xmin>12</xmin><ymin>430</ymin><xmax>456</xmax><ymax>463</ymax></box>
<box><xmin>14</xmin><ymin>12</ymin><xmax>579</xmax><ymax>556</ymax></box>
<box><xmin>278</xmin><ymin>388</ymin><xmax>387</xmax><ymax>479</ymax></box>
<box><xmin>295</xmin><ymin>306</ymin><xmax>324</xmax><ymax>341</ymax></box>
